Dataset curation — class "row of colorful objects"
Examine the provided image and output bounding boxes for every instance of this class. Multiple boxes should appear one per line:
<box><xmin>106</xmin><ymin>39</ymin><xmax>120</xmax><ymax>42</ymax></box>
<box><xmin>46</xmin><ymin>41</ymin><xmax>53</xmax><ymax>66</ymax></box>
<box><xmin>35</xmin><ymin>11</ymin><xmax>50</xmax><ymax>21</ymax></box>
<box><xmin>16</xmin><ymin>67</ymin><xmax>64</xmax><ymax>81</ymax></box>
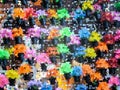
<box><xmin>0</xmin><ymin>0</ymin><xmax>120</xmax><ymax>90</ymax></box>
<box><xmin>0</xmin><ymin>63</ymin><xmax>120</xmax><ymax>90</ymax></box>
<box><xmin>2</xmin><ymin>1</ymin><xmax>120</xmax><ymax>29</ymax></box>
<box><xmin>1</xmin><ymin>26</ymin><xmax>120</xmax><ymax>58</ymax></box>
<box><xmin>1</xmin><ymin>27</ymin><xmax>120</xmax><ymax>63</ymax></box>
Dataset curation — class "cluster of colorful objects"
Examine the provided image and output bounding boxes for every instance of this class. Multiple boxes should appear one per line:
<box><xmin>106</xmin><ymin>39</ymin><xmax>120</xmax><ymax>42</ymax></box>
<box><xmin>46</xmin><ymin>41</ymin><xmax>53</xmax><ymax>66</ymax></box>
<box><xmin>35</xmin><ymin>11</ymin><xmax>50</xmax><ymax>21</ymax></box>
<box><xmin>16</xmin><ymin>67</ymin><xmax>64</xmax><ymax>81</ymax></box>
<box><xmin>0</xmin><ymin>0</ymin><xmax>120</xmax><ymax>90</ymax></box>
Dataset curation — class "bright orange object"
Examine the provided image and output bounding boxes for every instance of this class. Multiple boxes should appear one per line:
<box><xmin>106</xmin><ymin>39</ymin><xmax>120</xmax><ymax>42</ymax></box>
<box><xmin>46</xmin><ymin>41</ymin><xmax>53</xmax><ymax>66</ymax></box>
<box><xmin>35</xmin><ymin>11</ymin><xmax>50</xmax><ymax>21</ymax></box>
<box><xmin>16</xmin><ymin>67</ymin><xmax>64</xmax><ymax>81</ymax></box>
<box><xmin>82</xmin><ymin>64</ymin><xmax>94</xmax><ymax>76</ymax></box>
<box><xmin>14</xmin><ymin>44</ymin><xmax>27</xmax><ymax>57</ymax></box>
<box><xmin>12</xmin><ymin>8</ymin><xmax>25</xmax><ymax>19</ymax></box>
<box><xmin>95</xmin><ymin>42</ymin><xmax>108</xmax><ymax>52</ymax></box>
<box><xmin>47</xmin><ymin>9</ymin><xmax>58</xmax><ymax>18</ymax></box>
<box><xmin>18</xmin><ymin>64</ymin><xmax>32</xmax><ymax>74</ymax></box>
<box><xmin>12</xmin><ymin>27</ymin><xmax>23</xmax><ymax>38</ymax></box>
<box><xmin>96</xmin><ymin>58</ymin><xmax>110</xmax><ymax>69</ymax></box>
<box><xmin>90</xmin><ymin>72</ymin><xmax>102</xmax><ymax>82</ymax></box>
<box><xmin>46</xmin><ymin>47</ymin><xmax>59</xmax><ymax>56</ymax></box>
<box><xmin>33</xmin><ymin>0</ymin><xmax>42</xmax><ymax>6</ymax></box>
<box><xmin>97</xmin><ymin>82</ymin><xmax>110</xmax><ymax>90</ymax></box>
<box><xmin>47</xmin><ymin>68</ymin><xmax>59</xmax><ymax>78</ymax></box>
<box><xmin>47</xmin><ymin>29</ymin><xmax>60</xmax><ymax>40</ymax></box>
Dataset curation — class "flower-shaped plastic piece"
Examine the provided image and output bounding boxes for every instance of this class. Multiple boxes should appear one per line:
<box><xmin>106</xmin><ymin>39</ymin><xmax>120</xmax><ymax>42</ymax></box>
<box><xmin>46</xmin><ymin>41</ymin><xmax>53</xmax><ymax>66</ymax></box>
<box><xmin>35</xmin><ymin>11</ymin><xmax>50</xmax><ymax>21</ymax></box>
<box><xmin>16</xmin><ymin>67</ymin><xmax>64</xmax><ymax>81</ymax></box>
<box><xmin>111</xmin><ymin>11</ymin><xmax>120</xmax><ymax>21</ymax></box>
<box><xmin>108</xmin><ymin>76</ymin><xmax>120</xmax><ymax>86</ymax></box>
<box><xmin>71</xmin><ymin>66</ymin><xmax>82</xmax><ymax>76</ymax></box>
<box><xmin>25</xmin><ymin>48</ymin><xmax>36</xmax><ymax>59</ymax></box>
<box><xmin>114</xmin><ymin>2</ymin><xmax>120</xmax><ymax>11</ymax></box>
<box><xmin>74</xmin><ymin>46</ymin><xmax>86</xmax><ymax>57</ymax></box>
<box><xmin>47</xmin><ymin>68</ymin><xmax>59</xmax><ymax>78</ymax></box>
<box><xmin>96</xmin><ymin>82</ymin><xmax>110</xmax><ymax>90</ymax></box>
<box><xmin>35</xmin><ymin>53</ymin><xmax>51</xmax><ymax>64</ymax></box>
<box><xmin>78</xmin><ymin>27</ymin><xmax>90</xmax><ymax>39</ymax></box>
<box><xmin>56</xmin><ymin>74</ymin><xmax>74</xmax><ymax>90</ymax></box>
<box><xmin>57</xmin><ymin>8</ymin><xmax>70</xmax><ymax>19</ymax></box>
<box><xmin>96</xmin><ymin>58</ymin><xmax>110</xmax><ymax>69</ymax></box>
<box><xmin>82</xmin><ymin>64</ymin><xmax>94</xmax><ymax>76</ymax></box>
<box><xmin>24</xmin><ymin>8</ymin><xmax>37</xmax><ymax>19</ymax></box>
<box><xmin>82</xmin><ymin>1</ymin><xmax>94</xmax><ymax>10</ymax></box>
<box><xmin>59</xmin><ymin>62</ymin><xmax>72</xmax><ymax>74</ymax></box>
<box><xmin>108</xmin><ymin>57</ymin><xmax>118</xmax><ymax>68</ymax></box>
<box><xmin>0</xmin><ymin>28</ymin><xmax>13</xmax><ymax>39</ymax></box>
<box><xmin>60</xmin><ymin>27</ymin><xmax>72</xmax><ymax>38</ymax></box>
<box><xmin>114</xmin><ymin>49</ymin><xmax>120</xmax><ymax>59</ymax></box>
<box><xmin>57</xmin><ymin>76</ymin><xmax>68</xmax><ymax>90</ymax></box>
<box><xmin>93</xmin><ymin>4</ymin><xmax>102</xmax><ymax>12</ymax></box>
<box><xmin>41</xmin><ymin>82</ymin><xmax>52</xmax><ymax>90</ymax></box>
<box><xmin>73</xmin><ymin>8</ymin><xmax>86</xmax><ymax>19</ymax></box>
<box><xmin>75</xmin><ymin>84</ymin><xmax>87</xmax><ymax>90</ymax></box>
<box><xmin>6</xmin><ymin>69</ymin><xmax>19</xmax><ymax>79</ymax></box>
<box><xmin>104</xmin><ymin>34</ymin><xmax>115</xmax><ymax>45</ymax></box>
<box><xmin>27</xmin><ymin>27</ymin><xmax>41</xmax><ymax>38</ymax></box>
<box><xmin>114</xmin><ymin>29</ymin><xmax>120</xmax><ymax>41</ymax></box>
<box><xmin>47</xmin><ymin>9</ymin><xmax>58</xmax><ymax>18</ymax></box>
<box><xmin>14</xmin><ymin>44</ymin><xmax>27</xmax><ymax>57</ymax></box>
<box><xmin>12</xmin><ymin>8</ymin><xmax>25</xmax><ymax>19</ymax></box>
<box><xmin>12</xmin><ymin>27</ymin><xmax>23</xmax><ymax>38</ymax></box>
<box><xmin>90</xmin><ymin>72</ymin><xmax>102</xmax><ymax>82</ymax></box>
<box><xmin>68</xmin><ymin>35</ymin><xmax>80</xmax><ymax>45</ymax></box>
<box><xmin>46</xmin><ymin>47</ymin><xmax>59</xmax><ymax>56</ymax></box>
<box><xmin>89</xmin><ymin>31</ymin><xmax>101</xmax><ymax>42</ymax></box>
<box><xmin>0</xmin><ymin>49</ymin><xmax>10</xmax><ymax>59</ymax></box>
<box><xmin>101</xmin><ymin>12</ymin><xmax>113</xmax><ymax>22</ymax></box>
<box><xmin>36</xmin><ymin>9</ymin><xmax>47</xmax><ymax>17</ymax></box>
<box><xmin>57</xmin><ymin>44</ymin><xmax>69</xmax><ymax>54</ymax></box>
<box><xmin>84</xmin><ymin>47</ymin><xmax>97</xmax><ymax>59</ymax></box>
<box><xmin>95</xmin><ymin>42</ymin><xmax>108</xmax><ymax>52</ymax></box>
<box><xmin>27</xmin><ymin>80</ymin><xmax>41</xmax><ymax>88</ymax></box>
<box><xmin>0</xmin><ymin>74</ymin><xmax>9</xmax><ymax>88</ymax></box>
<box><xmin>18</xmin><ymin>64</ymin><xmax>32</xmax><ymax>74</ymax></box>
<box><xmin>47</xmin><ymin>28</ymin><xmax>60</xmax><ymax>40</ymax></box>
